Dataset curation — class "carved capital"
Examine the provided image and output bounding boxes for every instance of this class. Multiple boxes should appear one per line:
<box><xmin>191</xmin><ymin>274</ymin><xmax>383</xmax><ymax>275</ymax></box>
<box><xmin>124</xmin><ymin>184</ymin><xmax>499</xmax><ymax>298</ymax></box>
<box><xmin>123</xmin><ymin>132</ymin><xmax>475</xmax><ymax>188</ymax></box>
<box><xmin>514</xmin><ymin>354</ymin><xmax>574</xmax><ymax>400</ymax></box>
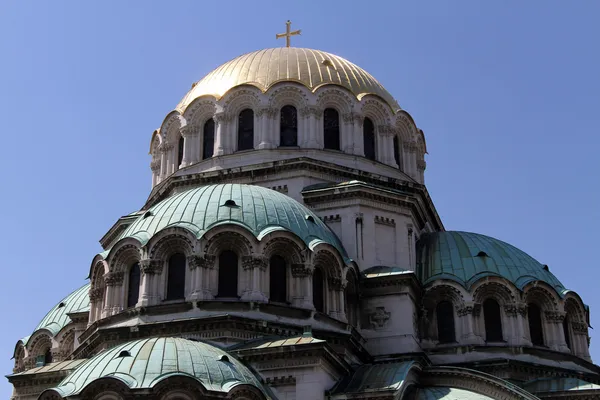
<box><xmin>104</xmin><ymin>271</ymin><xmax>124</xmax><ymax>286</ymax></box>
<box><xmin>150</xmin><ymin>160</ymin><xmax>161</xmax><ymax>172</ymax></box>
<box><xmin>342</xmin><ymin>112</ymin><xmax>359</xmax><ymax>124</ymax></box>
<box><xmin>291</xmin><ymin>263</ymin><xmax>311</xmax><ymax>277</ymax></box>
<box><xmin>457</xmin><ymin>303</ymin><xmax>481</xmax><ymax>317</ymax></box>
<box><xmin>416</xmin><ymin>159</ymin><xmax>426</xmax><ymax>171</ymax></box>
<box><xmin>300</xmin><ymin>106</ymin><xmax>322</xmax><ymax>118</ymax></box>
<box><xmin>504</xmin><ymin>303</ymin><xmax>527</xmax><ymax>317</ymax></box>
<box><xmin>328</xmin><ymin>276</ymin><xmax>344</xmax><ymax>290</ymax></box>
<box><xmin>214</xmin><ymin>112</ymin><xmax>232</xmax><ymax>124</ymax></box>
<box><xmin>140</xmin><ymin>259</ymin><xmax>162</xmax><ymax>275</ymax></box>
<box><xmin>572</xmin><ymin>321</ymin><xmax>588</xmax><ymax>334</ymax></box>
<box><xmin>369</xmin><ymin>307</ymin><xmax>390</xmax><ymax>329</ymax></box>
<box><xmin>187</xmin><ymin>254</ymin><xmax>216</xmax><ymax>270</ymax></box>
<box><xmin>242</xmin><ymin>255</ymin><xmax>267</xmax><ymax>271</ymax></box>
<box><xmin>158</xmin><ymin>142</ymin><xmax>174</xmax><ymax>153</ymax></box>
<box><xmin>88</xmin><ymin>287</ymin><xmax>105</xmax><ymax>302</ymax></box>
<box><xmin>377</xmin><ymin>124</ymin><xmax>396</xmax><ymax>136</ymax></box>
<box><xmin>545</xmin><ymin>310</ymin><xmax>565</xmax><ymax>322</ymax></box>
<box><xmin>257</xmin><ymin>106</ymin><xmax>277</xmax><ymax>118</ymax></box>
<box><xmin>179</xmin><ymin>124</ymin><xmax>197</xmax><ymax>138</ymax></box>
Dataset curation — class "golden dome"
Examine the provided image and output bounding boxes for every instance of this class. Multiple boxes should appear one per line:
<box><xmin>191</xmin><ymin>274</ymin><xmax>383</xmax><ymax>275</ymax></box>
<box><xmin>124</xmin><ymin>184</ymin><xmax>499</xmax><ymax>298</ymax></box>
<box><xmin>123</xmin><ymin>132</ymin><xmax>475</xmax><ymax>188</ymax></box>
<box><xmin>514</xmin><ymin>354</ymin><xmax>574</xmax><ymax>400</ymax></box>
<box><xmin>177</xmin><ymin>47</ymin><xmax>399</xmax><ymax>111</ymax></box>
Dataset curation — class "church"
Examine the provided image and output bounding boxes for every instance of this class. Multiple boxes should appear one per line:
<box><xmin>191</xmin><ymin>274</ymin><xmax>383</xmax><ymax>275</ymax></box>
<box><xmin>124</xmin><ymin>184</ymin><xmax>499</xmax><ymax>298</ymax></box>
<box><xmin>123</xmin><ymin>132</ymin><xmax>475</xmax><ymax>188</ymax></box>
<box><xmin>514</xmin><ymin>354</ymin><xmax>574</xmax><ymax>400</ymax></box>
<box><xmin>7</xmin><ymin>22</ymin><xmax>600</xmax><ymax>400</ymax></box>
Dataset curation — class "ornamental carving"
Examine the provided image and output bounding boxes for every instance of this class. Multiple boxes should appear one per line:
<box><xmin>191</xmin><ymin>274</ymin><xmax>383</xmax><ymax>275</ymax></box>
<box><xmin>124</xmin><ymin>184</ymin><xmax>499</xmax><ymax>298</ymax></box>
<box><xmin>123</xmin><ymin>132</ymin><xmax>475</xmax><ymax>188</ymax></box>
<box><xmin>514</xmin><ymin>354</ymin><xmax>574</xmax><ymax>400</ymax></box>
<box><xmin>187</xmin><ymin>254</ymin><xmax>215</xmax><ymax>270</ymax></box>
<box><xmin>291</xmin><ymin>263</ymin><xmax>311</xmax><ymax>277</ymax></box>
<box><xmin>104</xmin><ymin>271</ymin><xmax>124</xmax><ymax>286</ymax></box>
<box><xmin>88</xmin><ymin>287</ymin><xmax>105</xmax><ymax>302</ymax></box>
<box><xmin>213</xmin><ymin>111</ymin><xmax>233</xmax><ymax>124</ymax></box>
<box><xmin>504</xmin><ymin>303</ymin><xmax>527</xmax><ymax>317</ymax></box>
<box><xmin>241</xmin><ymin>255</ymin><xmax>267</xmax><ymax>271</ymax></box>
<box><xmin>572</xmin><ymin>321</ymin><xmax>588</xmax><ymax>333</ymax></box>
<box><xmin>328</xmin><ymin>276</ymin><xmax>344</xmax><ymax>290</ymax></box>
<box><xmin>545</xmin><ymin>310</ymin><xmax>565</xmax><ymax>322</ymax></box>
<box><xmin>457</xmin><ymin>304</ymin><xmax>481</xmax><ymax>317</ymax></box>
<box><xmin>342</xmin><ymin>112</ymin><xmax>359</xmax><ymax>124</ymax></box>
<box><xmin>369</xmin><ymin>307</ymin><xmax>391</xmax><ymax>329</ymax></box>
<box><xmin>256</xmin><ymin>106</ymin><xmax>278</xmax><ymax>118</ymax></box>
<box><xmin>377</xmin><ymin>124</ymin><xmax>396</xmax><ymax>136</ymax></box>
<box><xmin>179</xmin><ymin>124</ymin><xmax>198</xmax><ymax>138</ymax></box>
<box><xmin>299</xmin><ymin>106</ymin><xmax>322</xmax><ymax>118</ymax></box>
<box><xmin>158</xmin><ymin>142</ymin><xmax>174</xmax><ymax>152</ymax></box>
<box><xmin>140</xmin><ymin>259</ymin><xmax>162</xmax><ymax>274</ymax></box>
<box><xmin>150</xmin><ymin>160</ymin><xmax>161</xmax><ymax>171</ymax></box>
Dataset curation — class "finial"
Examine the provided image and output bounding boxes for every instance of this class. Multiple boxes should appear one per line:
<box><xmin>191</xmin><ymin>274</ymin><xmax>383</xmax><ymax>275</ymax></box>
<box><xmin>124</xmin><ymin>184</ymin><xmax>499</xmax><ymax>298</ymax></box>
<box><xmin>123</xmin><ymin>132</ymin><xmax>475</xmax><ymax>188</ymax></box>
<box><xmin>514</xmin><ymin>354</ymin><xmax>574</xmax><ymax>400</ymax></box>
<box><xmin>276</xmin><ymin>20</ymin><xmax>301</xmax><ymax>48</ymax></box>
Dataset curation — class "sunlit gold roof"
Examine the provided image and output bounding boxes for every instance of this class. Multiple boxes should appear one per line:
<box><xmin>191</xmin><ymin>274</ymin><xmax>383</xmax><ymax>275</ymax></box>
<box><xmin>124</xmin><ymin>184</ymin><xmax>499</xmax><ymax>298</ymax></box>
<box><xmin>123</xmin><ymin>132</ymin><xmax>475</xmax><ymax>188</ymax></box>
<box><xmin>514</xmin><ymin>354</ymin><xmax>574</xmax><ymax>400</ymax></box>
<box><xmin>177</xmin><ymin>47</ymin><xmax>400</xmax><ymax>111</ymax></box>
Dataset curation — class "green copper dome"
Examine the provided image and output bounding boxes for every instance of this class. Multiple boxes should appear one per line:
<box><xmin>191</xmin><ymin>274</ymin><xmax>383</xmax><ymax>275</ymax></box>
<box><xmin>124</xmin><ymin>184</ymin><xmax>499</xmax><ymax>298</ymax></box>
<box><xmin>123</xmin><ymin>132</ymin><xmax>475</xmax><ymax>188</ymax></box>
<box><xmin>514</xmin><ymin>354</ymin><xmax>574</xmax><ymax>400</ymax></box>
<box><xmin>31</xmin><ymin>283</ymin><xmax>90</xmax><ymax>338</ymax></box>
<box><xmin>45</xmin><ymin>337</ymin><xmax>268</xmax><ymax>398</ymax></box>
<box><xmin>114</xmin><ymin>184</ymin><xmax>348</xmax><ymax>260</ymax></box>
<box><xmin>416</xmin><ymin>231</ymin><xmax>566</xmax><ymax>295</ymax></box>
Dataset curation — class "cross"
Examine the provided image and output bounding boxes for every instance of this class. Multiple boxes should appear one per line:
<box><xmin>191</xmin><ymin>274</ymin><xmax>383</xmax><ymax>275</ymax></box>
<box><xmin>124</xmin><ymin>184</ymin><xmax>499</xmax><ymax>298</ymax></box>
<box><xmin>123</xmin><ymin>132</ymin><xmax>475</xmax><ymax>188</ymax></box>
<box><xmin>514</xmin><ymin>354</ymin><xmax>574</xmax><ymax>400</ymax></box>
<box><xmin>276</xmin><ymin>20</ymin><xmax>301</xmax><ymax>48</ymax></box>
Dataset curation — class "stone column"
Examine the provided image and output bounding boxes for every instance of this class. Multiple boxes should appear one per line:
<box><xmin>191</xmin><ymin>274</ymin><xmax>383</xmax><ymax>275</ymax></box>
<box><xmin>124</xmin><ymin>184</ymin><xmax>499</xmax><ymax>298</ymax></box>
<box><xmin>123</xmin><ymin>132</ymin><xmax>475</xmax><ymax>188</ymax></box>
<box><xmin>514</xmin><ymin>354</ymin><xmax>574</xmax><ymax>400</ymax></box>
<box><xmin>545</xmin><ymin>310</ymin><xmax>569</xmax><ymax>352</ymax></box>
<box><xmin>572</xmin><ymin>321</ymin><xmax>591</xmax><ymax>360</ymax></box>
<box><xmin>150</xmin><ymin>159</ymin><xmax>161</xmax><ymax>187</ymax></box>
<box><xmin>302</xmin><ymin>106</ymin><xmax>320</xmax><ymax>148</ymax></box>
<box><xmin>88</xmin><ymin>287</ymin><xmax>105</xmax><ymax>324</ymax></box>
<box><xmin>103</xmin><ymin>271</ymin><xmax>124</xmax><ymax>317</ymax></box>
<box><xmin>257</xmin><ymin>107</ymin><xmax>277</xmax><ymax>149</ymax></box>
<box><xmin>457</xmin><ymin>303</ymin><xmax>483</xmax><ymax>345</ymax></box>
<box><xmin>291</xmin><ymin>264</ymin><xmax>313</xmax><ymax>309</ymax></box>
<box><xmin>213</xmin><ymin>112</ymin><xmax>229</xmax><ymax>156</ymax></box>
<box><xmin>342</xmin><ymin>113</ymin><xmax>355</xmax><ymax>154</ymax></box>
<box><xmin>188</xmin><ymin>255</ymin><xmax>216</xmax><ymax>301</ymax></box>
<box><xmin>240</xmin><ymin>256</ymin><xmax>268</xmax><ymax>302</ymax></box>
<box><xmin>179</xmin><ymin>125</ymin><xmax>199</xmax><ymax>166</ymax></box>
<box><xmin>139</xmin><ymin>259</ymin><xmax>162</xmax><ymax>306</ymax></box>
<box><xmin>353</xmin><ymin>114</ymin><xmax>365</xmax><ymax>157</ymax></box>
<box><xmin>328</xmin><ymin>277</ymin><xmax>345</xmax><ymax>321</ymax></box>
<box><xmin>378</xmin><ymin>125</ymin><xmax>396</xmax><ymax>167</ymax></box>
<box><xmin>158</xmin><ymin>142</ymin><xmax>171</xmax><ymax>181</ymax></box>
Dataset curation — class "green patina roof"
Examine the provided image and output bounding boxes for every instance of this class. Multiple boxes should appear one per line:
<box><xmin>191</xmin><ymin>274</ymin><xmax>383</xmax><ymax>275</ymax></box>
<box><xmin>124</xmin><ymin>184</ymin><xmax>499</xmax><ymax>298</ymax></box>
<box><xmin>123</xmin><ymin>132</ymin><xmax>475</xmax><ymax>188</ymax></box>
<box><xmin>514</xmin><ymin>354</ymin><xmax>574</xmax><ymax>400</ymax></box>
<box><xmin>416</xmin><ymin>231</ymin><xmax>566</xmax><ymax>295</ymax></box>
<box><xmin>416</xmin><ymin>387</ymin><xmax>495</xmax><ymax>399</ymax></box>
<box><xmin>31</xmin><ymin>283</ymin><xmax>90</xmax><ymax>338</ymax></box>
<box><xmin>48</xmin><ymin>337</ymin><xmax>267</xmax><ymax>398</ymax></box>
<box><xmin>331</xmin><ymin>361</ymin><xmax>414</xmax><ymax>394</ymax></box>
<box><xmin>114</xmin><ymin>184</ymin><xmax>348</xmax><ymax>261</ymax></box>
<box><xmin>523</xmin><ymin>377</ymin><xmax>600</xmax><ymax>393</ymax></box>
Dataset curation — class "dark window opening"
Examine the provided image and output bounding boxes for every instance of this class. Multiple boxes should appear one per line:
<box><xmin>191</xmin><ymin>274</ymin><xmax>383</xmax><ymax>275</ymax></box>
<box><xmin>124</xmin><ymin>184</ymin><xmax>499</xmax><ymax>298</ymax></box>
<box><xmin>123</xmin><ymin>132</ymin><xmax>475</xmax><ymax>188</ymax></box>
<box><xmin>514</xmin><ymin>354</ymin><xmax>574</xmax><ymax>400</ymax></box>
<box><xmin>269</xmin><ymin>255</ymin><xmax>287</xmax><ymax>303</ymax></box>
<box><xmin>393</xmin><ymin>136</ymin><xmax>401</xmax><ymax>168</ymax></box>
<box><xmin>118</xmin><ymin>350</ymin><xmax>131</xmax><ymax>358</ymax></box>
<box><xmin>44</xmin><ymin>349</ymin><xmax>53</xmax><ymax>365</ymax></box>
<box><xmin>218</xmin><ymin>250</ymin><xmax>238</xmax><ymax>297</ymax></box>
<box><xmin>528</xmin><ymin>303</ymin><xmax>545</xmax><ymax>346</ymax></box>
<box><xmin>127</xmin><ymin>262</ymin><xmax>141</xmax><ymax>308</ymax></box>
<box><xmin>203</xmin><ymin>118</ymin><xmax>215</xmax><ymax>159</ymax></box>
<box><xmin>177</xmin><ymin>136</ymin><xmax>184</xmax><ymax>167</ymax></box>
<box><xmin>323</xmin><ymin>108</ymin><xmax>340</xmax><ymax>150</ymax></box>
<box><xmin>313</xmin><ymin>267</ymin><xmax>325</xmax><ymax>313</ymax></box>
<box><xmin>166</xmin><ymin>253</ymin><xmax>186</xmax><ymax>300</ymax></box>
<box><xmin>483</xmin><ymin>299</ymin><xmax>503</xmax><ymax>342</ymax></box>
<box><xmin>363</xmin><ymin>118</ymin><xmax>376</xmax><ymax>160</ymax></box>
<box><xmin>280</xmin><ymin>105</ymin><xmax>298</xmax><ymax>146</ymax></box>
<box><xmin>563</xmin><ymin>315</ymin><xmax>571</xmax><ymax>349</ymax></box>
<box><xmin>305</xmin><ymin>215</ymin><xmax>315</xmax><ymax>223</ymax></box>
<box><xmin>436</xmin><ymin>301</ymin><xmax>455</xmax><ymax>343</ymax></box>
<box><xmin>238</xmin><ymin>109</ymin><xmax>254</xmax><ymax>151</ymax></box>
<box><xmin>58</xmin><ymin>302</ymin><xmax>65</xmax><ymax>308</ymax></box>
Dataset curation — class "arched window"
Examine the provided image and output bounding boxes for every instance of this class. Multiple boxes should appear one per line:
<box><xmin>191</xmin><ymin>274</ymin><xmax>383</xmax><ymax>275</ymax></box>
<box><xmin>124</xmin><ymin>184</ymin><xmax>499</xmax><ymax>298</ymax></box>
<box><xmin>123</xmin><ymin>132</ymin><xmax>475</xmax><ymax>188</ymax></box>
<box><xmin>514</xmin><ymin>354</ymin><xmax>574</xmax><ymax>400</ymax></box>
<box><xmin>393</xmin><ymin>136</ymin><xmax>401</xmax><ymax>168</ymax></box>
<box><xmin>313</xmin><ymin>267</ymin><xmax>325</xmax><ymax>313</ymax></box>
<box><xmin>203</xmin><ymin>118</ymin><xmax>215</xmax><ymax>159</ymax></box>
<box><xmin>483</xmin><ymin>299</ymin><xmax>503</xmax><ymax>342</ymax></box>
<box><xmin>238</xmin><ymin>109</ymin><xmax>254</xmax><ymax>151</ymax></box>
<box><xmin>166</xmin><ymin>253</ymin><xmax>186</xmax><ymax>300</ymax></box>
<box><xmin>177</xmin><ymin>135</ymin><xmax>184</xmax><ymax>167</ymax></box>
<box><xmin>218</xmin><ymin>250</ymin><xmax>238</xmax><ymax>297</ymax></box>
<box><xmin>363</xmin><ymin>118</ymin><xmax>376</xmax><ymax>160</ymax></box>
<box><xmin>127</xmin><ymin>262</ymin><xmax>141</xmax><ymax>308</ymax></box>
<box><xmin>269</xmin><ymin>255</ymin><xmax>287</xmax><ymax>303</ymax></box>
<box><xmin>44</xmin><ymin>349</ymin><xmax>53</xmax><ymax>365</ymax></box>
<box><xmin>528</xmin><ymin>303</ymin><xmax>544</xmax><ymax>346</ymax></box>
<box><xmin>323</xmin><ymin>108</ymin><xmax>340</xmax><ymax>150</ymax></box>
<box><xmin>436</xmin><ymin>301</ymin><xmax>455</xmax><ymax>343</ymax></box>
<box><xmin>563</xmin><ymin>314</ymin><xmax>571</xmax><ymax>350</ymax></box>
<box><xmin>280</xmin><ymin>105</ymin><xmax>298</xmax><ymax>146</ymax></box>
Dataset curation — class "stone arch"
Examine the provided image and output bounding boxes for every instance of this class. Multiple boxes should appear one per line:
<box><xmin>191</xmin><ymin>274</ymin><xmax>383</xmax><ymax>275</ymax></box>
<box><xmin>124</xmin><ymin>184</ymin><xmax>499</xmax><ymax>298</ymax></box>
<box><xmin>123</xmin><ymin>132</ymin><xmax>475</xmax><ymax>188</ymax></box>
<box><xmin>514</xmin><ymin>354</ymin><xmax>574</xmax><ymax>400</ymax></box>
<box><xmin>422</xmin><ymin>283</ymin><xmax>466</xmax><ymax>344</ymax></box>
<box><xmin>56</xmin><ymin>328</ymin><xmax>74</xmax><ymax>361</ymax></box>
<box><xmin>394</xmin><ymin>110</ymin><xmax>417</xmax><ymax>143</ymax></box>
<box><xmin>423</xmin><ymin>283</ymin><xmax>466</xmax><ymax>309</ymax></box>
<box><xmin>13</xmin><ymin>342</ymin><xmax>25</xmax><ymax>373</ymax></box>
<box><xmin>312</xmin><ymin>248</ymin><xmax>343</xmax><ymax>279</ymax></box>
<box><xmin>360</xmin><ymin>96</ymin><xmax>392</xmax><ymax>127</ymax></box>
<box><xmin>78</xmin><ymin>377</ymin><xmax>130</xmax><ymax>400</ymax></box>
<box><xmin>107</xmin><ymin>238</ymin><xmax>142</xmax><ymax>273</ymax></box>
<box><xmin>152</xmin><ymin>375</ymin><xmax>208</xmax><ymax>399</ymax></box>
<box><xmin>523</xmin><ymin>282</ymin><xmax>560</xmax><ymax>310</ymax></box>
<box><xmin>26</xmin><ymin>331</ymin><xmax>53</xmax><ymax>369</ymax></box>
<box><xmin>182</xmin><ymin>96</ymin><xmax>217</xmax><ymax>128</ymax></box>
<box><xmin>268</xmin><ymin>83</ymin><xmax>310</xmax><ymax>109</ymax></box>
<box><xmin>260</xmin><ymin>232</ymin><xmax>305</xmax><ymax>264</ymax></box>
<box><xmin>471</xmin><ymin>278</ymin><xmax>517</xmax><ymax>305</ymax></box>
<box><xmin>315</xmin><ymin>86</ymin><xmax>354</xmax><ymax>114</ymax></box>
<box><xmin>564</xmin><ymin>294</ymin><xmax>586</xmax><ymax>323</ymax></box>
<box><xmin>160</xmin><ymin>111</ymin><xmax>187</xmax><ymax>144</ymax></box>
<box><xmin>228</xmin><ymin>384</ymin><xmax>268</xmax><ymax>400</ymax></box>
<box><xmin>147</xmin><ymin>228</ymin><xmax>197</xmax><ymax>262</ymax></box>
<box><xmin>203</xmin><ymin>225</ymin><xmax>255</xmax><ymax>257</ymax></box>
<box><xmin>221</xmin><ymin>85</ymin><xmax>262</xmax><ymax>117</ymax></box>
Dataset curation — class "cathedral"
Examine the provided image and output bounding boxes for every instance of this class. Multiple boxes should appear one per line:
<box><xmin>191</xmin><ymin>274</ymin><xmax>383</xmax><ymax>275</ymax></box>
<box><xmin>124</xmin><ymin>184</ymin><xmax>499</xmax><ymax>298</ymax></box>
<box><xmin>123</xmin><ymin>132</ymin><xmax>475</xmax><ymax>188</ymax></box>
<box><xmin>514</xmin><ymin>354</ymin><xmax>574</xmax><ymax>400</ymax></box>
<box><xmin>8</xmin><ymin>24</ymin><xmax>600</xmax><ymax>400</ymax></box>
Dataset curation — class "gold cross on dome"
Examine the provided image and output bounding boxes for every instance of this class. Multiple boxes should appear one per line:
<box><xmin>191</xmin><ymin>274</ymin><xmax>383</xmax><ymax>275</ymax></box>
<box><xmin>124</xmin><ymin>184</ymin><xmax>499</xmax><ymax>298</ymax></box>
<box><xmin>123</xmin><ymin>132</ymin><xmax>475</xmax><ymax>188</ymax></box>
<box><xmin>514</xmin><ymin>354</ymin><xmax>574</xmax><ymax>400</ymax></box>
<box><xmin>276</xmin><ymin>20</ymin><xmax>301</xmax><ymax>47</ymax></box>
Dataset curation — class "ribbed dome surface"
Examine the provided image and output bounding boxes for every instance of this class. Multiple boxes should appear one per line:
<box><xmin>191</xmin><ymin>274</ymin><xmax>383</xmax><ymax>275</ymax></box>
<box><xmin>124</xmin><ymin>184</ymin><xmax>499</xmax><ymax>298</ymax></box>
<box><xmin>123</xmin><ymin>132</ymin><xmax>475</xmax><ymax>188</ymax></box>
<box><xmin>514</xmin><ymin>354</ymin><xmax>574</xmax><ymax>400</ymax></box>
<box><xmin>46</xmin><ymin>337</ymin><xmax>266</xmax><ymax>397</ymax></box>
<box><xmin>416</xmin><ymin>231</ymin><xmax>566</xmax><ymax>294</ymax></box>
<box><xmin>32</xmin><ymin>283</ymin><xmax>90</xmax><ymax>337</ymax></box>
<box><xmin>177</xmin><ymin>47</ymin><xmax>399</xmax><ymax>111</ymax></box>
<box><xmin>114</xmin><ymin>184</ymin><xmax>348</xmax><ymax>260</ymax></box>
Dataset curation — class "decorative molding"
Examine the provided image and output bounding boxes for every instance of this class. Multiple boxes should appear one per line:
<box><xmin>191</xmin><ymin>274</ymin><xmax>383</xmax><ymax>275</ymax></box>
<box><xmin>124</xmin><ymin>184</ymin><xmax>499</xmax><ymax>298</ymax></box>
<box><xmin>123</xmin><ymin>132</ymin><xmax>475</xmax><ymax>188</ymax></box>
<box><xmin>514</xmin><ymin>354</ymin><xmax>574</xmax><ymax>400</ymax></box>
<box><xmin>241</xmin><ymin>255</ymin><xmax>267</xmax><ymax>271</ymax></box>
<box><xmin>374</xmin><ymin>215</ymin><xmax>395</xmax><ymax>226</ymax></box>
<box><xmin>545</xmin><ymin>310</ymin><xmax>566</xmax><ymax>322</ymax></box>
<box><xmin>104</xmin><ymin>271</ymin><xmax>124</xmax><ymax>286</ymax></box>
<box><xmin>368</xmin><ymin>307</ymin><xmax>390</xmax><ymax>329</ymax></box>
<box><xmin>139</xmin><ymin>259</ymin><xmax>162</xmax><ymax>275</ymax></box>
<box><xmin>291</xmin><ymin>263</ymin><xmax>312</xmax><ymax>277</ymax></box>
<box><xmin>187</xmin><ymin>254</ymin><xmax>216</xmax><ymax>270</ymax></box>
<box><xmin>89</xmin><ymin>287</ymin><xmax>105</xmax><ymax>302</ymax></box>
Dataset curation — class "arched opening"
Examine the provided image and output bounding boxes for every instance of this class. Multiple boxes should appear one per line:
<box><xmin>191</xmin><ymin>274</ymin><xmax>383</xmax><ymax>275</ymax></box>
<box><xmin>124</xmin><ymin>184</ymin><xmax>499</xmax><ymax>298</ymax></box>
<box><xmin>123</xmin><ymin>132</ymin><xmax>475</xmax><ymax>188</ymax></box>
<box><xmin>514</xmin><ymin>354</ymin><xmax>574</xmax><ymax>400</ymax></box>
<box><xmin>218</xmin><ymin>250</ymin><xmax>238</xmax><ymax>297</ymax></box>
<box><xmin>563</xmin><ymin>314</ymin><xmax>571</xmax><ymax>350</ymax></box>
<box><xmin>38</xmin><ymin>349</ymin><xmax>52</xmax><ymax>366</ymax></box>
<box><xmin>483</xmin><ymin>299</ymin><xmax>503</xmax><ymax>342</ymax></box>
<box><xmin>177</xmin><ymin>135</ymin><xmax>184</xmax><ymax>167</ymax></box>
<box><xmin>345</xmin><ymin>273</ymin><xmax>359</xmax><ymax>327</ymax></box>
<box><xmin>269</xmin><ymin>255</ymin><xmax>287</xmax><ymax>303</ymax></box>
<box><xmin>127</xmin><ymin>262</ymin><xmax>141</xmax><ymax>308</ymax></box>
<box><xmin>280</xmin><ymin>105</ymin><xmax>298</xmax><ymax>146</ymax></box>
<box><xmin>528</xmin><ymin>303</ymin><xmax>545</xmax><ymax>346</ymax></box>
<box><xmin>323</xmin><ymin>108</ymin><xmax>340</xmax><ymax>150</ymax></box>
<box><xmin>166</xmin><ymin>253</ymin><xmax>186</xmax><ymax>300</ymax></box>
<box><xmin>313</xmin><ymin>267</ymin><xmax>325</xmax><ymax>313</ymax></box>
<box><xmin>237</xmin><ymin>109</ymin><xmax>254</xmax><ymax>151</ymax></box>
<box><xmin>363</xmin><ymin>117</ymin><xmax>376</xmax><ymax>160</ymax></box>
<box><xmin>203</xmin><ymin>118</ymin><xmax>215</xmax><ymax>159</ymax></box>
<box><xmin>393</xmin><ymin>136</ymin><xmax>401</xmax><ymax>168</ymax></box>
<box><xmin>436</xmin><ymin>301</ymin><xmax>455</xmax><ymax>343</ymax></box>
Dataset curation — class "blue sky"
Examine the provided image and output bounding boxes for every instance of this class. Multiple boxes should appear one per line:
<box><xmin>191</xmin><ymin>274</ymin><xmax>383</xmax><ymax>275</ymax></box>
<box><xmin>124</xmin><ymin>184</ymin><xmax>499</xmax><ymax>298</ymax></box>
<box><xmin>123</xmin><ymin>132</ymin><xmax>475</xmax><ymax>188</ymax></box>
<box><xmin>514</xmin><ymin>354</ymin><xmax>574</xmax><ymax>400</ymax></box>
<box><xmin>0</xmin><ymin>0</ymin><xmax>598</xmax><ymax>396</ymax></box>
